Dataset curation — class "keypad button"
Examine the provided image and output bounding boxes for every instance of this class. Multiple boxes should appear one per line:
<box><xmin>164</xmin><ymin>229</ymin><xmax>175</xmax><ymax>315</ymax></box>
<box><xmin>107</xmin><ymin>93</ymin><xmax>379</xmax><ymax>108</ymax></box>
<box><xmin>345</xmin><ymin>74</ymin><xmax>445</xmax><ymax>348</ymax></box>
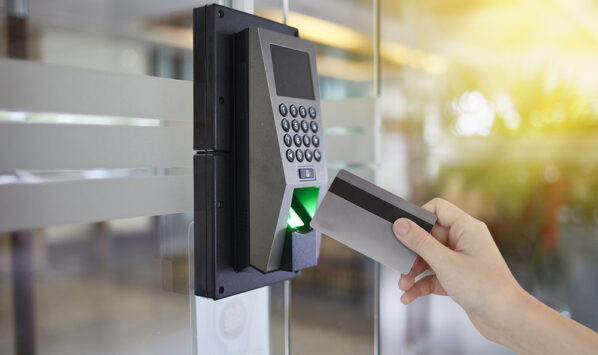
<box><xmin>281</xmin><ymin>119</ymin><xmax>290</xmax><ymax>132</ymax></box>
<box><xmin>279</xmin><ymin>103</ymin><xmax>288</xmax><ymax>117</ymax></box>
<box><xmin>299</xmin><ymin>106</ymin><xmax>307</xmax><ymax>118</ymax></box>
<box><xmin>312</xmin><ymin>135</ymin><xmax>320</xmax><ymax>147</ymax></box>
<box><xmin>305</xmin><ymin>149</ymin><xmax>313</xmax><ymax>162</ymax></box>
<box><xmin>309</xmin><ymin>106</ymin><xmax>317</xmax><ymax>119</ymax></box>
<box><xmin>293</xmin><ymin>134</ymin><xmax>302</xmax><ymax>147</ymax></box>
<box><xmin>301</xmin><ymin>120</ymin><xmax>309</xmax><ymax>133</ymax></box>
<box><xmin>302</xmin><ymin>135</ymin><xmax>311</xmax><ymax>147</ymax></box>
<box><xmin>310</xmin><ymin>121</ymin><xmax>318</xmax><ymax>133</ymax></box>
<box><xmin>295</xmin><ymin>149</ymin><xmax>304</xmax><ymax>162</ymax></box>
<box><xmin>291</xmin><ymin>119</ymin><xmax>300</xmax><ymax>132</ymax></box>
<box><xmin>289</xmin><ymin>104</ymin><xmax>298</xmax><ymax>117</ymax></box>
<box><xmin>286</xmin><ymin>149</ymin><xmax>295</xmax><ymax>162</ymax></box>
<box><xmin>284</xmin><ymin>134</ymin><xmax>292</xmax><ymax>147</ymax></box>
<box><xmin>298</xmin><ymin>167</ymin><xmax>316</xmax><ymax>180</ymax></box>
<box><xmin>314</xmin><ymin>149</ymin><xmax>321</xmax><ymax>161</ymax></box>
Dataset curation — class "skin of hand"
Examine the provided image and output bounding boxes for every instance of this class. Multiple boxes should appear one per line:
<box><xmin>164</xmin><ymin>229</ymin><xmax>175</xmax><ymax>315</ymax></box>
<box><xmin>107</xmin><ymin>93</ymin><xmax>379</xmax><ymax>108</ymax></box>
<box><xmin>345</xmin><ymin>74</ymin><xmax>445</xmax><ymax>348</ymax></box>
<box><xmin>392</xmin><ymin>198</ymin><xmax>598</xmax><ymax>355</ymax></box>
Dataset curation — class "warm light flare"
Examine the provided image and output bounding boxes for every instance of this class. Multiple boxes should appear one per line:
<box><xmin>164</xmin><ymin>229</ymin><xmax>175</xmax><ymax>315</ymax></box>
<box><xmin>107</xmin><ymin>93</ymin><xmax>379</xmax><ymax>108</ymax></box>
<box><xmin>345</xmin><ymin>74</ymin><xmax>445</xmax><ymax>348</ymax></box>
<box><xmin>257</xmin><ymin>9</ymin><xmax>446</xmax><ymax>75</ymax></box>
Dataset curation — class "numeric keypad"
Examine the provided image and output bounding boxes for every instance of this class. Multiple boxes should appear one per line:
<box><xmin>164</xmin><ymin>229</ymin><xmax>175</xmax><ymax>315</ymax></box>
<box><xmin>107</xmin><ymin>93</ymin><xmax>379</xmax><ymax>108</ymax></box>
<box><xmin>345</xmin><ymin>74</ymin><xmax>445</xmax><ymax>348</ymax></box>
<box><xmin>278</xmin><ymin>102</ymin><xmax>322</xmax><ymax>168</ymax></box>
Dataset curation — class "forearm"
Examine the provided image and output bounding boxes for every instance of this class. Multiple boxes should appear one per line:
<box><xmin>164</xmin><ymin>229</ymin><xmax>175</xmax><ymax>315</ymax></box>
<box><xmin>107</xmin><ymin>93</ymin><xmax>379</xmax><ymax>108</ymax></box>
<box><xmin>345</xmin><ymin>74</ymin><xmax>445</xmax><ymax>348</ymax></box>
<box><xmin>497</xmin><ymin>292</ymin><xmax>598</xmax><ymax>355</ymax></box>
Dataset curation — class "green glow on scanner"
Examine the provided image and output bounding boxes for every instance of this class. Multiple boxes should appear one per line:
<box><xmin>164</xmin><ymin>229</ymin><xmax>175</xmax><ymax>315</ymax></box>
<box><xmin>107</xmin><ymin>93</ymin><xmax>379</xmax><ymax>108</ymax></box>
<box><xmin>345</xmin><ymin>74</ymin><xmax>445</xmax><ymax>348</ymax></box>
<box><xmin>286</xmin><ymin>186</ymin><xmax>320</xmax><ymax>231</ymax></box>
<box><xmin>287</xmin><ymin>208</ymin><xmax>305</xmax><ymax>229</ymax></box>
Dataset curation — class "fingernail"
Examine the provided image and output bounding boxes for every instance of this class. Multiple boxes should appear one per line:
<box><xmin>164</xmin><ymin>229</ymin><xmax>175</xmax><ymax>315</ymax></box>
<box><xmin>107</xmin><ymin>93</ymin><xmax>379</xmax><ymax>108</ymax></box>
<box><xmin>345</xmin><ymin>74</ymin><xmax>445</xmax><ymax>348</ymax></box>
<box><xmin>394</xmin><ymin>219</ymin><xmax>410</xmax><ymax>236</ymax></box>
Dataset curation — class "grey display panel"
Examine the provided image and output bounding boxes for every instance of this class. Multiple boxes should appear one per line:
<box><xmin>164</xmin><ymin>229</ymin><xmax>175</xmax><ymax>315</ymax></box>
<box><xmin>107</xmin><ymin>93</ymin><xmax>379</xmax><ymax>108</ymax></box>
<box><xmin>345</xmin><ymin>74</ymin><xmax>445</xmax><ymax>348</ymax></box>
<box><xmin>270</xmin><ymin>44</ymin><xmax>315</xmax><ymax>100</ymax></box>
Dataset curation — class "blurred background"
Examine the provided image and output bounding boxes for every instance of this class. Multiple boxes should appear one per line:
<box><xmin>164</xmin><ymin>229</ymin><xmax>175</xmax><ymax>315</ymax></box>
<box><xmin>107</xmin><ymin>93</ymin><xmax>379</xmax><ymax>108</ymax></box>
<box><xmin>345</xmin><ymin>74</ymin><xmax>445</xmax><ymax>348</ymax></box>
<box><xmin>1</xmin><ymin>0</ymin><xmax>598</xmax><ymax>354</ymax></box>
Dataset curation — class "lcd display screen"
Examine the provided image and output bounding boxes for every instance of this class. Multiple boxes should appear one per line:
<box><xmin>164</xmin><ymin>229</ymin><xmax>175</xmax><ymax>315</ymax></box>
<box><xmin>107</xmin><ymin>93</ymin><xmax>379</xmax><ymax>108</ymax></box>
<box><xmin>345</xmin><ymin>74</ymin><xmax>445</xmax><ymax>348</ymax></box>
<box><xmin>270</xmin><ymin>44</ymin><xmax>315</xmax><ymax>100</ymax></box>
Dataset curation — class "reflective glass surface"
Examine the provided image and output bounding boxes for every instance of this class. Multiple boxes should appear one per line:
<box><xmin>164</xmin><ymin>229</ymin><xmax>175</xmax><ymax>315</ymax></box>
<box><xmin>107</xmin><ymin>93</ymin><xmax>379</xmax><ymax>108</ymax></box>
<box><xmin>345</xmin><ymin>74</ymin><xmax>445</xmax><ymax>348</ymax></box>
<box><xmin>0</xmin><ymin>214</ymin><xmax>194</xmax><ymax>355</ymax></box>
<box><xmin>1</xmin><ymin>0</ymin><xmax>379</xmax><ymax>354</ymax></box>
<box><xmin>248</xmin><ymin>1</ymin><xmax>379</xmax><ymax>354</ymax></box>
<box><xmin>257</xmin><ymin>1</ymin><xmax>379</xmax><ymax>354</ymax></box>
<box><xmin>14</xmin><ymin>1</ymin><xmax>598</xmax><ymax>354</ymax></box>
<box><xmin>257</xmin><ymin>0</ymin><xmax>375</xmax><ymax>100</ymax></box>
<box><xmin>378</xmin><ymin>0</ymin><xmax>598</xmax><ymax>354</ymax></box>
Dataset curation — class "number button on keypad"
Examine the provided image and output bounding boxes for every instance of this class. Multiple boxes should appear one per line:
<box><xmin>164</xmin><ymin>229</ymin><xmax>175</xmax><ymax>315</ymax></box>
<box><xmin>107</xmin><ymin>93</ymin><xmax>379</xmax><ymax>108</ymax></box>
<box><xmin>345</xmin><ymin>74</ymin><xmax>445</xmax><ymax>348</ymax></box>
<box><xmin>293</xmin><ymin>134</ymin><xmax>302</xmax><ymax>147</ymax></box>
<box><xmin>301</xmin><ymin>120</ymin><xmax>309</xmax><ymax>133</ymax></box>
<box><xmin>308</xmin><ymin>106</ymin><xmax>316</xmax><ymax>119</ymax></box>
<box><xmin>305</xmin><ymin>149</ymin><xmax>313</xmax><ymax>162</ymax></box>
<box><xmin>299</xmin><ymin>106</ymin><xmax>307</xmax><ymax>118</ymax></box>
<box><xmin>279</xmin><ymin>104</ymin><xmax>288</xmax><ymax>117</ymax></box>
<box><xmin>295</xmin><ymin>149</ymin><xmax>304</xmax><ymax>162</ymax></box>
<box><xmin>314</xmin><ymin>149</ymin><xmax>321</xmax><ymax>161</ymax></box>
<box><xmin>303</xmin><ymin>135</ymin><xmax>311</xmax><ymax>147</ymax></box>
<box><xmin>310</xmin><ymin>121</ymin><xmax>318</xmax><ymax>133</ymax></box>
<box><xmin>281</xmin><ymin>119</ymin><xmax>290</xmax><ymax>132</ymax></box>
<box><xmin>284</xmin><ymin>134</ymin><xmax>292</xmax><ymax>147</ymax></box>
<box><xmin>286</xmin><ymin>149</ymin><xmax>295</xmax><ymax>162</ymax></box>
<box><xmin>311</xmin><ymin>135</ymin><xmax>319</xmax><ymax>147</ymax></box>
<box><xmin>289</xmin><ymin>104</ymin><xmax>298</xmax><ymax>117</ymax></box>
<box><xmin>291</xmin><ymin>119</ymin><xmax>300</xmax><ymax>132</ymax></box>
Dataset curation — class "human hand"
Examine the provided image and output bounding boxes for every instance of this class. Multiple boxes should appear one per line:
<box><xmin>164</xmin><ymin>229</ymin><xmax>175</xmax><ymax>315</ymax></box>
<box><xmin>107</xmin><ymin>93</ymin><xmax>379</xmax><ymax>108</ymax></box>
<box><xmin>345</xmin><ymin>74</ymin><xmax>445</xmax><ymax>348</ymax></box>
<box><xmin>392</xmin><ymin>198</ymin><xmax>598</xmax><ymax>354</ymax></box>
<box><xmin>392</xmin><ymin>198</ymin><xmax>527</xmax><ymax>343</ymax></box>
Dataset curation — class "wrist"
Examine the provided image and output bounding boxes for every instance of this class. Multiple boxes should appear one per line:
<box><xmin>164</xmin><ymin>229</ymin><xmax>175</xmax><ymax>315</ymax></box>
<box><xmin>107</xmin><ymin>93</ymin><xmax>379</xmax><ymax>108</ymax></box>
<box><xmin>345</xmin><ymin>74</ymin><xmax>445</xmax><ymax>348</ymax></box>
<box><xmin>487</xmin><ymin>285</ymin><xmax>535</xmax><ymax>347</ymax></box>
<box><xmin>487</xmin><ymin>284</ymin><xmax>598</xmax><ymax>354</ymax></box>
<box><xmin>494</xmin><ymin>287</ymin><xmax>566</xmax><ymax>355</ymax></box>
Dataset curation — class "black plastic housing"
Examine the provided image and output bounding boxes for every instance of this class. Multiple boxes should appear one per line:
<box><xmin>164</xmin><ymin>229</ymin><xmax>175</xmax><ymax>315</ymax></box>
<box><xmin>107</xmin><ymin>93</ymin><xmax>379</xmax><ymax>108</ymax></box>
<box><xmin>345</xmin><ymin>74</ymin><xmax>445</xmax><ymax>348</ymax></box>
<box><xmin>280</xmin><ymin>230</ymin><xmax>318</xmax><ymax>272</ymax></box>
<box><xmin>193</xmin><ymin>4</ymin><xmax>302</xmax><ymax>299</ymax></box>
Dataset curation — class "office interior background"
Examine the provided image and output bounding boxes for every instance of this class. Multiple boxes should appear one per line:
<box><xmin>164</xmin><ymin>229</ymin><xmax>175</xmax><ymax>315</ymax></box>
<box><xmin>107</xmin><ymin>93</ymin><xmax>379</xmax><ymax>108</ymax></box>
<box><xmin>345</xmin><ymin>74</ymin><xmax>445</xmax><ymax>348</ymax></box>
<box><xmin>1</xmin><ymin>0</ymin><xmax>598</xmax><ymax>354</ymax></box>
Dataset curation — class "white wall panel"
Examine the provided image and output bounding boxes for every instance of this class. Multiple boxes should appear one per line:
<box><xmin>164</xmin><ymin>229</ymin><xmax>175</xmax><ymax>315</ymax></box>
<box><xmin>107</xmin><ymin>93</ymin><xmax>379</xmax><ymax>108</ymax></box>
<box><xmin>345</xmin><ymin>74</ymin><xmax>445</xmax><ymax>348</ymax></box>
<box><xmin>0</xmin><ymin>58</ymin><xmax>192</xmax><ymax>121</ymax></box>
<box><xmin>0</xmin><ymin>59</ymin><xmax>375</xmax><ymax>232</ymax></box>
<box><xmin>0</xmin><ymin>122</ymin><xmax>192</xmax><ymax>170</ymax></box>
<box><xmin>0</xmin><ymin>175</ymin><xmax>192</xmax><ymax>233</ymax></box>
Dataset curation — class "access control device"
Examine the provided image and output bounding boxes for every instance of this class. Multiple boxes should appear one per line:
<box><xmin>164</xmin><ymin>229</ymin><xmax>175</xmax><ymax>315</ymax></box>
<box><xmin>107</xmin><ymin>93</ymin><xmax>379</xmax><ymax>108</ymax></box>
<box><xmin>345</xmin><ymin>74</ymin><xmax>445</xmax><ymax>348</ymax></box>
<box><xmin>194</xmin><ymin>5</ymin><xmax>327</xmax><ymax>299</ymax></box>
<box><xmin>310</xmin><ymin>170</ymin><xmax>437</xmax><ymax>273</ymax></box>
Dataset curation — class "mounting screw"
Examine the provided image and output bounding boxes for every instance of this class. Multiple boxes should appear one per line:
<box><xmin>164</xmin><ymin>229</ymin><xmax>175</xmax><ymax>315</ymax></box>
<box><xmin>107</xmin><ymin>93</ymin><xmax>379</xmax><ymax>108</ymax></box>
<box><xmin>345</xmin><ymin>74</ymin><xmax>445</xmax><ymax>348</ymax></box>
<box><xmin>219</xmin><ymin>286</ymin><xmax>225</xmax><ymax>294</ymax></box>
<box><xmin>219</xmin><ymin>96</ymin><xmax>224</xmax><ymax>104</ymax></box>
<box><xmin>218</xmin><ymin>10</ymin><xmax>224</xmax><ymax>18</ymax></box>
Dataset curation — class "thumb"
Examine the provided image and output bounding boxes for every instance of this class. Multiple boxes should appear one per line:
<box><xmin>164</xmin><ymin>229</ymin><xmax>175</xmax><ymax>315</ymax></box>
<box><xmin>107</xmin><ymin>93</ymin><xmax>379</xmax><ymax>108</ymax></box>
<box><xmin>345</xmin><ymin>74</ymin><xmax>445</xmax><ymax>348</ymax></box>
<box><xmin>393</xmin><ymin>218</ymin><xmax>448</xmax><ymax>270</ymax></box>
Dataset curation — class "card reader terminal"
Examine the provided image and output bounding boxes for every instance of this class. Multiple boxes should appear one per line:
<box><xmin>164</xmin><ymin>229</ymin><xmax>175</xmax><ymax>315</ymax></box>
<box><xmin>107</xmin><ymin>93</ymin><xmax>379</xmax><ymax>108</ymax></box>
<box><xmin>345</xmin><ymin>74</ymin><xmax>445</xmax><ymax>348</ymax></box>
<box><xmin>234</xmin><ymin>27</ymin><xmax>327</xmax><ymax>273</ymax></box>
<box><xmin>194</xmin><ymin>5</ymin><xmax>327</xmax><ymax>299</ymax></box>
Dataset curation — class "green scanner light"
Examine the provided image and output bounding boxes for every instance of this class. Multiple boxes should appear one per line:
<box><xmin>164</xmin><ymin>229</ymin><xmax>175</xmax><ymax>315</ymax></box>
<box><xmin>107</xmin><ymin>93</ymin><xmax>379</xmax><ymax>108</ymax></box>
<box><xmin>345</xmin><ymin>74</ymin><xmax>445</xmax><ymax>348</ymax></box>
<box><xmin>288</xmin><ymin>208</ymin><xmax>304</xmax><ymax>229</ymax></box>
<box><xmin>287</xmin><ymin>186</ymin><xmax>320</xmax><ymax>231</ymax></box>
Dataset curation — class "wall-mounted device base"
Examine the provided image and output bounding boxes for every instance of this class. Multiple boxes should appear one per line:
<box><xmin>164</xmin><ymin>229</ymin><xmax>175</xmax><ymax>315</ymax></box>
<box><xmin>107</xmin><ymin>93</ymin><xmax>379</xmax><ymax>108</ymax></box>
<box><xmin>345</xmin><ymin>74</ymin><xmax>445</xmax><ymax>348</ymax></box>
<box><xmin>280</xmin><ymin>230</ymin><xmax>318</xmax><ymax>272</ymax></box>
<box><xmin>194</xmin><ymin>5</ymin><xmax>305</xmax><ymax>300</ymax></box>
<box><xmin>194</xmin><ymin>154</ymin><xmax>299</xmax><ymax>299</ymax></box>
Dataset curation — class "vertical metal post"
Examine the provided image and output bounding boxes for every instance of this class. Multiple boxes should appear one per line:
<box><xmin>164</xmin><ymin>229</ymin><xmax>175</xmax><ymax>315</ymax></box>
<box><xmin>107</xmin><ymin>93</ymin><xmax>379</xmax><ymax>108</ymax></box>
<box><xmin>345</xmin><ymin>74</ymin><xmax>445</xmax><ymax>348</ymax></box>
<box><xmin>11</xmin><ymin>231</ymin><xmax>36</xmax><ymax>355</ymax></box>
<box><xmin>218</xmin><ymin>0</ymin><xmax>233</xmax><ymax>8</ymax></box>
<box><xmin>373</xmin><ymin>0</ymin><xmax>381</xmax><ymax>98</ymax></box>
<box><xmin>233</xmin><ymin>0</ymin><xmax>254</xmax><ymax>14</ymax></box>
<box><xmin>373</xmin><ymin>0</ymin><xmax>382</xmax><ymax>354</ymax></box>
<box><xmin>7</xmin><ymin>0</ymin><xmax>28</xmax><ymax>59</ymax></box>
<box><xmin>374</xmin><ymin>265</ymin><xmax>381</xmax><ymax>355</ymax></box>
<box><xmin>283</xmin><ymin>279</ymin><xmax>291</xmax><ymax>355</ymax></box>
<box><xmin>282</xmin><ymin>0</ymin><xmax>289</xmax><ymax>25</ymax></box>
<box><xmin>188</xmin><ymin>222</ymin><xmax>197</xmax><ymax>355</ymax></box>
<box><xmin>281</xmin><ymin>2</ymin><xmax>291</xmax><ymax>353</ymax></box>
<box><xmin>281</xmin><ymin>3</ymin><xmax>290</xmax><ymax>353</ymax></box>
<box><xmin>7</xmin><ymin>1</ymin><xmax>35</xmax><ymax>354</ymax></box>
<box><xmin>373</xmin><ymin>0</ymin><xmax>382</xmax><ymax>173</ymax></box>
